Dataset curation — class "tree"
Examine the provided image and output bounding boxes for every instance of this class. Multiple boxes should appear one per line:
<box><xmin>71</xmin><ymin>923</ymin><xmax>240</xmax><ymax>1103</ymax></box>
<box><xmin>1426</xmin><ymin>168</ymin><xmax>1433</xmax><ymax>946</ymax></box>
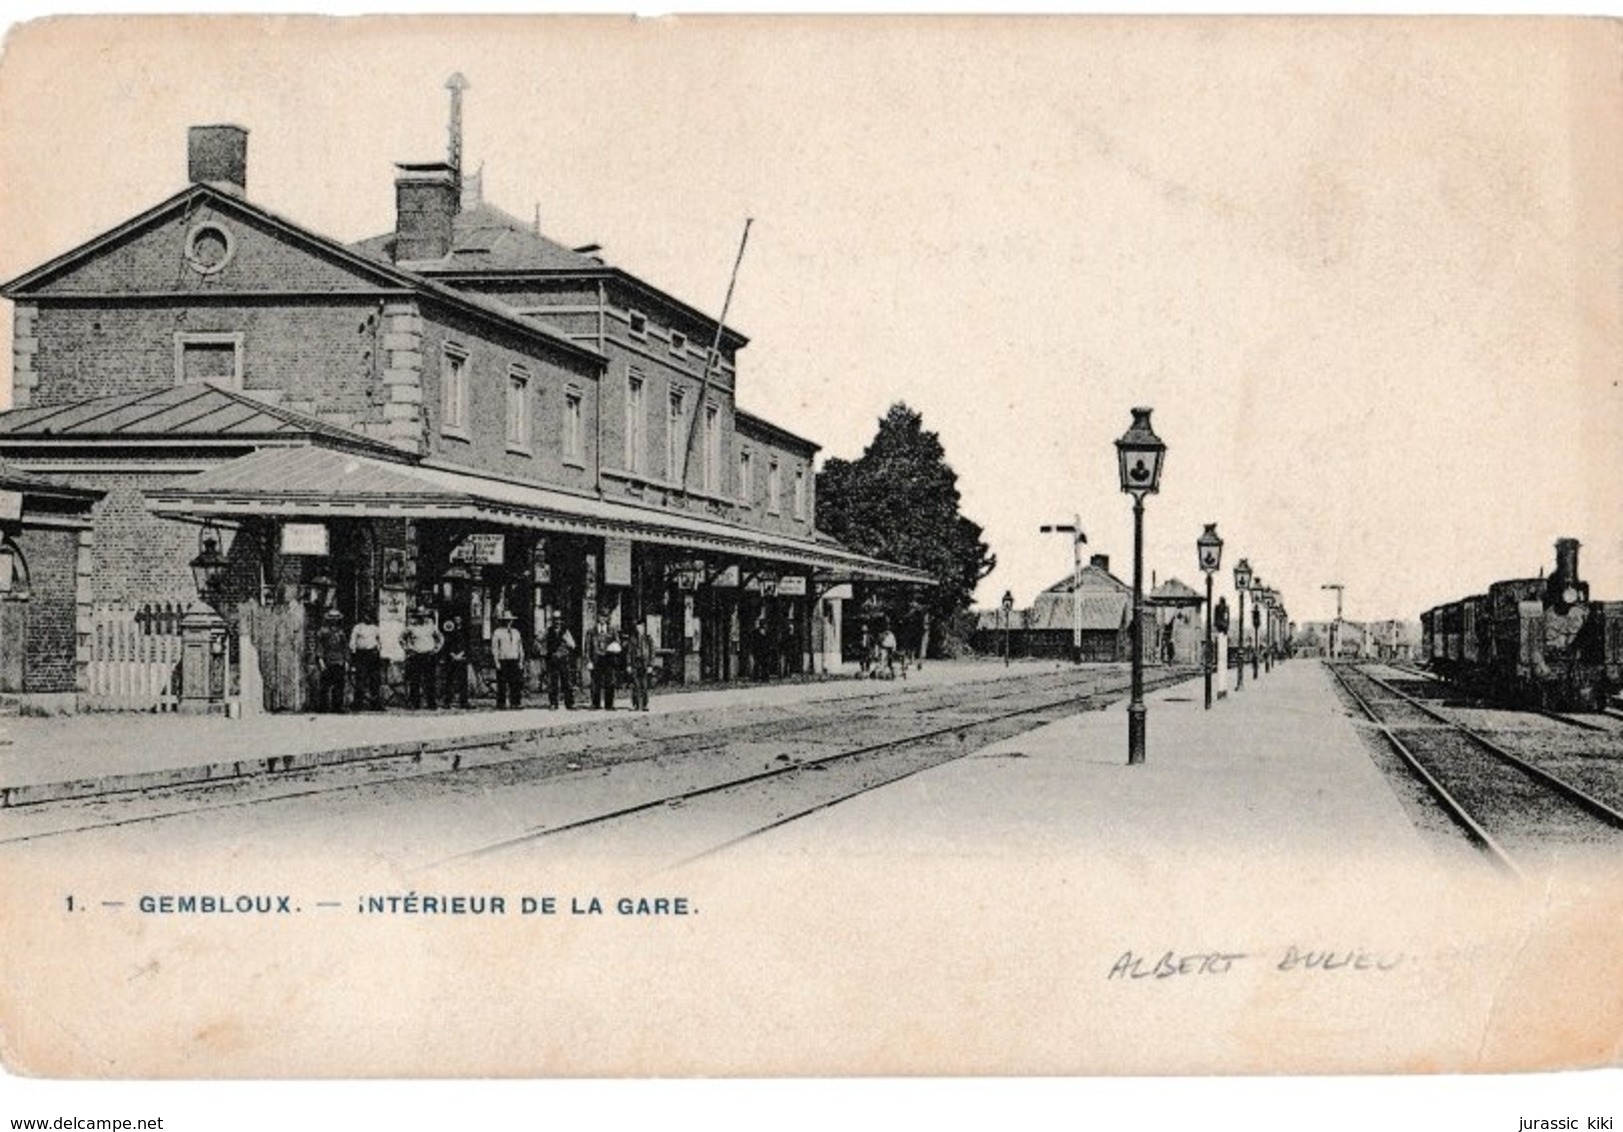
<box><xmin>816</xmin><ymin>403</ymin><xmax>996</xmax><ymax>657</ymax></box>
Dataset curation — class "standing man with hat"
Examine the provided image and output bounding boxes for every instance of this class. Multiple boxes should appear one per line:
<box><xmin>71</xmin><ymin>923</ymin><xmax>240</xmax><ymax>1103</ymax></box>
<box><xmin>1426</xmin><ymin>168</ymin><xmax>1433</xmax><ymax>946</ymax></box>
<box><xmin>316</xmin><ymin>608</ymin><xmax>350</xmax><ymax>713</ymax></box>
<box><xmin>542</xmin><ymin>608</ymin><xmax>576</xmax><ymax>710</ymax></box>
<box><xmin>626</xmin><ymin>619</ymin><xmax>656</xmax><ymax>712</ymax></box>
<box><xmin>401</xmin><ymin>607</ymin><xmax>443</xmax><ymax>709</ymax></box>
<box><xmin>585</xmin><ymin>613</ymin><xmax>619</xmax><ymax>710</ymax></box>
<box><xmin>491</xmin><ymin>611</ymin><xmax>526</xmax><ymax>710</ymax></box>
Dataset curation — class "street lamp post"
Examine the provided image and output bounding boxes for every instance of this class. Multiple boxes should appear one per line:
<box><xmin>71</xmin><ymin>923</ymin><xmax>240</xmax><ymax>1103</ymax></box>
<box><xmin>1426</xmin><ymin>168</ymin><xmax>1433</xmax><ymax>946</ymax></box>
<box><xmin>1115</xmin><ymin>407</ymin><xmax>1166</xmax><ymax>767</ymax></box>
<box><xmin>1232</xmin><ymin>558</ymin><xmax>1252</xmax><ymax>691</ymax></box>
<box><xmin>1263</xmin><ymin>590</ymin><xmax>1278</xmax><ymax>671</ymax></box>
<box><xmin>1197</xmin><ymin>523</ymin><xmax>1223</xmax><ymax>710</ymax></box>
<box><xmin>1001</xmin><ymin>589</ymin><xmax>1014</xmax><ymax>667</ymax></box>
<box><xmin>1250</xmin><ymin>576</ymin><xmax>1263</xmax><ymax>680</ymax></box>
<box><xmin>1040</xmin><ymin>518</ymin><xmax>1086</xmax><ymax>663</ymax></box>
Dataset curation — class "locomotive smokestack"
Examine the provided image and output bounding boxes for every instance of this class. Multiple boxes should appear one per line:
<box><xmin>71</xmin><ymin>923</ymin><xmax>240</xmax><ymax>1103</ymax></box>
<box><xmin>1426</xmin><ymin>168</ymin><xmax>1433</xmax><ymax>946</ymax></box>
<box><xmin>1555</xmin><ymin>538</ymin><xmax>1581</xmax><ymax>583</ymax></box>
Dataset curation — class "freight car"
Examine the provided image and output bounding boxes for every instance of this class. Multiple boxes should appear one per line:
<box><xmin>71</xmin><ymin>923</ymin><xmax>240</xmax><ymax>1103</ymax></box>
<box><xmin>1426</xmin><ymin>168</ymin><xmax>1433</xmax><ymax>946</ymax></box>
<box><xmin>1420</xmin><ymin>538</ymin><xmax>1620</xmax><ymax>711</ymax></box>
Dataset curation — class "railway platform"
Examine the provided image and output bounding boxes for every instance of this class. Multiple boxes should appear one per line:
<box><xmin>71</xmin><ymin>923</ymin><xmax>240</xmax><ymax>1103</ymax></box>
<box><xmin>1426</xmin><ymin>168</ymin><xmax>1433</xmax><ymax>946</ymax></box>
<box><xmin>0</xmin><ymin>658</ymin><xmax>1078</xmax><ymax>807</ymax></box>
<box><xmin>753</xmin><ymin>657</ymin><xmax>1437</xmax><ymax>867</ymax></box>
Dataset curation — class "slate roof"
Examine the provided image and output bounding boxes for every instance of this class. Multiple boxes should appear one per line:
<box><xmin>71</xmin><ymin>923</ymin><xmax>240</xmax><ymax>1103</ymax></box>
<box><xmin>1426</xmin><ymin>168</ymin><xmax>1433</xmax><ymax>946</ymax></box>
<box><xmin>980</xmin><ymin>591</ymin><xmax>1133</xmax><ymax>632</ymax></box>
<box><xmin>0</xmin><ymin>385</ymin><xmax>397</xmax><ymax>454</ymax></box>
<box><xmin>353</xmin><ymin>199</ymin><xmax>749</xmax><ymax>349</ymax></box>
<box><xmin>1029</xmin><ymin>590</ymin><xmax>1132</xmax><ymax>632</ymax></box>
<box><xmin>145</xmin><ymin>446</ymin><xmax>936</xmax><ymax>584</ymax></box>
<box><xmin>353</xmin><ymin>201</ymin><xmax>606</xmax><ymax>273</ymax></box>
<box><xmin>1150</xmin><ymin>577</ymin><xmax>1203</xmax><ymax>605</ymax></box>
<box><xmin>1042</xmin><ymin>563</ymin><xmax>1131</xmax><ymax>595</ymax></box>
<box><xmin>0</xmin><ymin>457</ymin><xmax>102</xmax><ymax>501</ymax></box>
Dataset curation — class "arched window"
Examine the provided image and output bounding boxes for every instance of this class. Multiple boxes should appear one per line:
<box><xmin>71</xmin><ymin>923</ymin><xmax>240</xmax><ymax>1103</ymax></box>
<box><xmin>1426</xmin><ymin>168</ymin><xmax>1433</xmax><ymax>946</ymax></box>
<box><xmin>0</xmin><ymin>537</ymin><xmax>31</xmax><ymax>600</ymax></box>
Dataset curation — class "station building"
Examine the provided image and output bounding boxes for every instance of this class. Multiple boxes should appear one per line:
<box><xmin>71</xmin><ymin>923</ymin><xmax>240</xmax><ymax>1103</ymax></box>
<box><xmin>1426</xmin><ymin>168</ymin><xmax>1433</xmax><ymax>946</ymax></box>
<box><xmin>0</xmin><ymin>118</ymin><xmax>928</xmax><ymax>711</ymax></box>
<box><xmin>973</xmin><ymin>557</ymin><xmax>1210</xmax><ymax>665</ymax></box>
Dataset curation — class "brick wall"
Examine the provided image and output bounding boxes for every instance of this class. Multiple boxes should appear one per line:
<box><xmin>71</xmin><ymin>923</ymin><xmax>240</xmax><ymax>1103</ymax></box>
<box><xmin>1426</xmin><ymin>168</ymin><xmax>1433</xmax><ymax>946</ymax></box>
<box><xmin>32</xmin><ymin>299</ymin><xmax>385</xmax><ymax>415</ymax></box>
<box><xmin>417</xmin><ymin>304</ymin><xmax>600</xmax><ymax>491</ymax></box>
<box><xmin>32</xmin><ymin>201</ymin><xmax>398</xmax><ymax>298</ymax></box>
<box><xmin>15</xmin><ymin>525</ymin><xmax>81</xmax><ymax>693</ymax></box>
<box><xmin>40</xmin><ymin>469</ymin><xmax>209</xmax><ymax>606</ymax></box>
<box><xmin>734</xmin><ymin>418</ymin><xmax>817</xmax><ymax>540</ymax></box>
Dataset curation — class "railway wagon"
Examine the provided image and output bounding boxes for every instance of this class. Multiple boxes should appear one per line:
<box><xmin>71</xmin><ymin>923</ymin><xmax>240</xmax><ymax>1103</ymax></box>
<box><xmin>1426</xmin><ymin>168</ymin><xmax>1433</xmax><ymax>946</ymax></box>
<box><xmin>1601</xmin><ymin>601</ymin><xmax>1623</xmax><ymax>695</ymax></box>
<box><xmin>1421</xmin><ymin>538</ymin><xmax>1617</xmax><ymax>711</ymax></box>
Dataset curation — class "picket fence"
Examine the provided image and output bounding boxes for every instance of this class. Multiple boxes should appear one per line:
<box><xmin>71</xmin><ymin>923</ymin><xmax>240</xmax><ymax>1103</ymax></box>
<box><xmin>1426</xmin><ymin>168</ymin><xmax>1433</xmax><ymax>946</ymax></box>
<box><xmin>84</xmin><ymin>603</ymin><xmax>184</xmax><ymax>712</ymax></box>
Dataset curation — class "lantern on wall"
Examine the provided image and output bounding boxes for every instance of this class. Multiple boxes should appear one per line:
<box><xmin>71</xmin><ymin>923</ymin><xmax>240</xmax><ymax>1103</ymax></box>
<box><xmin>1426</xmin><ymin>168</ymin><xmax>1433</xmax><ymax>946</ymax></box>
<box><xmin>189</xmin><ymin>521</ymin><xmax>230</xmax><ymax>602</ymax></box>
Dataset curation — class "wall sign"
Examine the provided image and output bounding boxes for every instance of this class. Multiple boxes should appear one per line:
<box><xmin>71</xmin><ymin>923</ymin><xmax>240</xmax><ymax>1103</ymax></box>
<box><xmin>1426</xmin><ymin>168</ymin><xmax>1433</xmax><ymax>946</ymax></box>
<box><xmin>281</xmin><ymin>522</ymin><xmax>329</xmax><ymax>556</ymax></box>
<box><xmin>604</xmin><ymin>537</ymin><xmax>632</xmax><ymax>587</ymax></box>
<box><xmin>450</xmin><ymin>533</ymin><xmax>505</xmax><ymax>565</ymax></box>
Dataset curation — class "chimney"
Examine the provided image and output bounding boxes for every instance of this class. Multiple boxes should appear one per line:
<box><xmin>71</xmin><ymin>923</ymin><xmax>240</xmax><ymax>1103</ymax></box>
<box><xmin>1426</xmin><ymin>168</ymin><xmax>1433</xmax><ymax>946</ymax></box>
<box><xmin>394</xmin><ymin>162</ymin><xmax>458</xmax><ymax>262</ymax></box>
<box><xmin>188</xmin><ymin>124</ymin><xmax>248</xmax><ymax>195</ymax></box>
<box><xmin>1089</xmin><ymin>554</ymin><xmax>1111</xmax><ymax>574</ymax></box>
<box><xmin>1554</xmin><ymin>538</ymin><xmax>1581</xmax><ymax>584</ymax></box>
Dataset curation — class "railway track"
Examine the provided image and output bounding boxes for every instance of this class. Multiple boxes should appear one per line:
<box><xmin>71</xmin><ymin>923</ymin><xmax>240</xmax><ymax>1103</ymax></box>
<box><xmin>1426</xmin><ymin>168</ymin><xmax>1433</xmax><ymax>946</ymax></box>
<box><xmin>1329</xmin><ymin>663</ymin><xmax>1623</xmax><ymax>877</ymax></box>
<box><xmin>434</xmin><ymin>668</ymin><xmax>1197</xmax><ymax>871</ymax></box>
<box><xmin>1385</xmin><ymin>660</ymin><xmax>1618</xmax><ymax>734</ymax></box>
<box><xmin>0</xmin><ymin>667</ymin><xmax>1194</xmax><ymax>858</ymax></box>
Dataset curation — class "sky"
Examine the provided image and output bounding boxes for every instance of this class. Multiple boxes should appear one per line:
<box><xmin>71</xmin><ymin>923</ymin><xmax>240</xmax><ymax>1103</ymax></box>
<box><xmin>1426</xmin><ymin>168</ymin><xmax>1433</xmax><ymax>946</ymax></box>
<box><xmin>0</xmin><ymin>14</ymin><xmax>1619</xmax><ymax>625</ymax></box>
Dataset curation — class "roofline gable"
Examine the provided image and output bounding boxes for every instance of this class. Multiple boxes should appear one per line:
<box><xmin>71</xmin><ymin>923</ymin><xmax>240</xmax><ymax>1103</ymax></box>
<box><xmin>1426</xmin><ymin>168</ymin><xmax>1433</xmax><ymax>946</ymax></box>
<box><xmin>1</xmin><ymin>184</ymin><xmax>606</xmax><ymax>371</ymax></box>
<box><xmin>735</xmin><ymin>408</ymin><xmax>820</xmax><ymax>455</ymax></box>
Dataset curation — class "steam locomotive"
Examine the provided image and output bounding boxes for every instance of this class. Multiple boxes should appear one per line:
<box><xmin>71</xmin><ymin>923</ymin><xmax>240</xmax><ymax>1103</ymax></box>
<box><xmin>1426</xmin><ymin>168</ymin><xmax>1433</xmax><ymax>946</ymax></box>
<box><xmin>1420</xmin><ymin>538</ymin><xmax>1623</xmax><ymax>711</ymax></box>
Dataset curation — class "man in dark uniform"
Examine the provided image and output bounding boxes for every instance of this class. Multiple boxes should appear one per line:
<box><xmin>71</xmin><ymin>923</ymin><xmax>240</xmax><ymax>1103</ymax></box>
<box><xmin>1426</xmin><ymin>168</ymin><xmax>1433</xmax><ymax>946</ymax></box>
<box><xmin>440</xmin><ymin>612</ymin><xmax>470</xmax><ymax>710</ymax></box>
<box><xmin>315</xmin><ymin>608</ymin><xmax>349</xmax><ymax>712</ymax></box>
<box><xmin>543</xmin><ymin>610</ymin><xmax>576</xmax><ymax>710</ymax></box>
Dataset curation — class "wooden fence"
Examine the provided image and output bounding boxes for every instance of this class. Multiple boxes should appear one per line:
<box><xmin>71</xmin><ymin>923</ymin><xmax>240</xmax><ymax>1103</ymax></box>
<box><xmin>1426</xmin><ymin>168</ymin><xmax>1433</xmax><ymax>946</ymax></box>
<box><xmin>84</xmin><ymin>603</ymin><xmax>183</xmax><ymax>712</ymax></box>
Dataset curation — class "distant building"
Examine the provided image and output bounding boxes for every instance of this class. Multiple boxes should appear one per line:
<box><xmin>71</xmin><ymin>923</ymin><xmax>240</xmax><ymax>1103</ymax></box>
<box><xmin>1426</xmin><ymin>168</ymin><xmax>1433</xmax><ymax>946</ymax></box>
<box><xmin>1148</xmin><ymin>577</ymin><xmax>1204</xmax><ymax>665</ymax></box>
<box><xmin>973</xmin><ymin>554</ymin><xmax>1169</xmax><ymax>662</ymax></box>
<box><xmin>1292</xmin><ymin>619</ymin><xmax>1419</xmax><ymax>659</ymax></box>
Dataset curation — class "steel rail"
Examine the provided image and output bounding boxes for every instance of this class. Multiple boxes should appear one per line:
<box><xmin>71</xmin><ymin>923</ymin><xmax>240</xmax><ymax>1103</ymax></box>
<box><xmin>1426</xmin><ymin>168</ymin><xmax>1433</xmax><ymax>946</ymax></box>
<box><xmin>1351</xmin><ymin>663</ymin><xmax>1623</xmax><ymax>833</ymax></box>
<box><xmin>1387</xmin><ymin>660</ymin><xmax>1612</xmax><ymax>734</ymax></box>
<box><xmin>0</xmin><ymin>667</ymin><xmax>1120</xmax><ymax>845</ymax></box>
<box><xmin>444</xmin><ymin>671</ymin><xmax>1196</xmax><ymax>865</ymax></box>
<box><xmin>1327</xmin><ymin>662</ymin><xmax>1522</xmax><ymax>880</ymax></box>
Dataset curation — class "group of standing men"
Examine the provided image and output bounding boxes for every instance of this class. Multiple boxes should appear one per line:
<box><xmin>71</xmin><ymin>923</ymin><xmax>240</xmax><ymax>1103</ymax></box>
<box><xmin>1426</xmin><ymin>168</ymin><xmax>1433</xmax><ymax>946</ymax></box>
<box><xmin>311</xmin><ymin>607</ymin><xmax>658</xmax><ymax>714</ymax></box>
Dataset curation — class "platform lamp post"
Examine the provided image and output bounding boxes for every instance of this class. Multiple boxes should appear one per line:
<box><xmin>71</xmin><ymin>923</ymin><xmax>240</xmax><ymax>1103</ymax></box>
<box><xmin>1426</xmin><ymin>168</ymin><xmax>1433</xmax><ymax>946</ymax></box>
<box><xmin>184</xmin><ymin>520</ymin><xmax>234</xmax><ymax>716</ymax></box>
<box><xmin>1248</xmin><ymin>576</ymin><xmax>1263</xmax><ymax>680</ymax></box>
<box><xmin>1263</xmin><ymin>589</ymin><xmax>1279</xmax><ymax>672</ymax></box>
<box><xmin>1232</xmin><ymin>558</ymin><xmax>1252</xmax><ymax>690</ymax></box>
<box><xmin>1001</xmin><ymin>589</ymin><xmax>1014</xmax><ymax>667</ymax></box>
<box><xmin>1197</xmin><ymin>523</ymin><xmax>1223</xmax><ymax>710</ymax></box>
<box><xmin>1115</xmin><ymin>407</ymin><xmax>1166</xmax><ymax>766</ymax></box>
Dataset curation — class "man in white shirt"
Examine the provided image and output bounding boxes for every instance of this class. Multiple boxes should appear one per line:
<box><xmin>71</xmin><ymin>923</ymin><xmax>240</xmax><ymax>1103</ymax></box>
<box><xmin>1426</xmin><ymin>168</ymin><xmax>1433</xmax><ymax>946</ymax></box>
<box><xmin>491</xmin><ymin>612</ymin><xmax>526</xmax><ymax>710</ymax></box>
<box><xmin>348</xmin><ymin>612</ymin><xmax>383</xmax><ymax>711</ymax></box>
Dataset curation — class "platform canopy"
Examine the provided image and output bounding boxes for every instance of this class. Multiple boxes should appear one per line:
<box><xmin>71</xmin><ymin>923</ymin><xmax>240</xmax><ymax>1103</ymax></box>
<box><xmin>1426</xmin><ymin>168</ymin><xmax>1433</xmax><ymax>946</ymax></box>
<box><xmin>144</xmin><ymin>444</ymin><xmax>934</xmax><ymax>585</ymax></box>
